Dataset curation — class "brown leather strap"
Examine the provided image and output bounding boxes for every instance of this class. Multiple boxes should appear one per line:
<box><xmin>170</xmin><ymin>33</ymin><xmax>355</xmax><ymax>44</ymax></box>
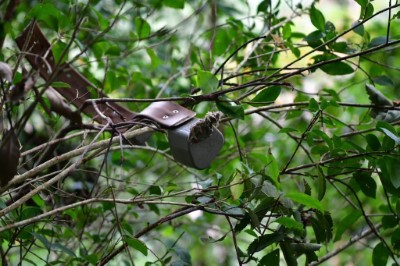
<box><xmin>136</xmin><ymin>101</ymin><xmax>195</xmax><ymax>128</ymax></box>
<box><xmin>15</xmin><ymin>22</ymin><xmax>195</xmax><ymax>128</ymax></box>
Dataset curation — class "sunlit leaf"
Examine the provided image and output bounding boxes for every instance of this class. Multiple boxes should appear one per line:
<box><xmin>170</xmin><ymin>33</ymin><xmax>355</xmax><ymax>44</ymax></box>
<box><xmin>286</xmin><ymin>192</ymin><xmax>324</xmax><ymax>212</ymax></box>
<box><xmin>216</xmin><ymin>96</ymin><xmax>244</xmax><ymax>119</ymax></box>
<box><xmin>51</xmin><ymin>81</ymin><xmax>71</xmax><ymax>88</ymax></box>
<box><xmin>163</xmin><ymin>0</ymin><xmax>185</xmax><ymax>9</ymax></box>
<box><xmin>52</xmin><ymin>40</ymin><xmax>68</xmax><ymax>64</ymax></box>
<box><xmin>230</xmin><ymin>174</ymin><xmax>244</xmax><ymax>200</ymax></box>
<box><xmin>274</xmin><ymin>217</ymin><xmax>303</xmax><ymax>231</ymax></box>
<box><xmin>135</xmin><ymin>17</ymin><xmax>151</xmax><ymax>38</ymax></box>
<box><xmin>282</xmin><ymin>24</ymin><xmax>292</xmax><ymax>40</ymax></box>
<box><xmin>197</xmin><ymin>70</ymin><xmax>219</xmax><ymax>93</ymax></box>
<box><xmin>125</xmin><ymin>236</ymin><xmax>148</xmax><ymax>256</ymax></box>
<box><xmin>250</xmin><ymin>86</ymin><xmax>281</xmax><ymax>106</ymax></box>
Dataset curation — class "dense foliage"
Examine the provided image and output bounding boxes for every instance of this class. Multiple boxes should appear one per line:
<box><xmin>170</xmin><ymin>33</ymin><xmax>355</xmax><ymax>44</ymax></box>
<box><xmin>1</xmin><ymin>0</ymin><xmax>400</xmax><ymax>265</ymax></box>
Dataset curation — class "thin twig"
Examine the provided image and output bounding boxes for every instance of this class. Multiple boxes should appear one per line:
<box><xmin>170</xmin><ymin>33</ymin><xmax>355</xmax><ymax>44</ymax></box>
<box><xmin>309</xmin><ymin>224</ymin><xmax>383</xmax><ymax>266</ymax></box>
<box><xmin>0</xmin><ymin>127</ymin><xmax>153</xmax><ymax>195</ymax></box>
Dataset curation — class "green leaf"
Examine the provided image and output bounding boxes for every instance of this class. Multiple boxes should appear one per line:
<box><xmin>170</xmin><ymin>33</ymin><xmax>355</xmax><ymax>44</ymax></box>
<box><xmin>213</xmin><ymin>29</ymin><xmax>230</xmax><ymax>55</ymax></box>
<box><xmin>324</xmin><ymin>21</ymin><xmax>336</xmax><ymax>40</ymax></box>
<box><xmin>317</xmin><ymin>168</ymin><xmax>326</xmax><ymax>201</ymax></box>
<box><xmin>369</xmin><ymin>36</ymin><xmax>389</xmax><ymax>48</ymax></box>
<box><xmin>366</xmin><ymin>134</ymin><xmax>381</xmax><ymax>151</ymax></box>
<box><xmin>246</xmin><ymin>208</ymin><xmax>260</xmax><ymax>229</ymax></box>
<box><xmin>105</xmin><ymin>46</ymin><xmax>121</xmax><ymax>56</ymax></box>
<box><xmin>304</xmin><ymin>30</ymin><xmax>324</xmax><ymax>49</ymax></box>
<box><xmin>309</xmin><ymin>4</ymin><xmax>326</xmax><ymax>31</ymax></box>
<box><xmin>309</xmin><ymin>211</ymin><xmax>333</xmax><ymax>243</ymax></box>
<box><xmin>334</xmin><ymin>210</ymin><xmax>362</xmax><ymax>241</ymax></box>
<box><xmin>259</xmin><ymin>249</ymin><xmax>280</xmax><ymax>266</ymax></box>
<box><xmin>282</xmin><ymin>24</ymin><xmax>292</xmax><ymax>40</ymax></box>
<box><xmin>51</xmin><ymin>81</ymin><xmax>71</xmax><ymax>89</ymax></box>
<box><xmin>135</xmin><ymin>17</ymin><xmax>151</xmax><ymax>39</ymax></box>
<box><xmin>197</xmin><ymin>70</ymin><xmax>219</xmax><ymax>93</ymax></box>
<box><xmin>250</xmin><ymin>86</ymin><xmax>281</xmax><ymax>106</ymax></box>
<box><xmin>266</xmin><ymin>152</ymin><xmax>280</xmax><ymax>183</ymax></box>
<box><xmin>52</xmin><ymin>41</ymin><xmax>68</xmax><ymax>65</ymax></box>
<box><xmin>379</xmin><ymin>128</ymin><xmax>400</xmax><ymax>145</ymax></box>
<box><xmin>373</xmin><ymin>243</ymin><xmax>389</xmax><ymax>266</ymax></box>
<box><xmin>146</xmin><ymin>49</ymin><xmax>161</xmax><ymax>69</ymax></box>
<box><xmin>247</xmin><ymin>232</ymin><xmax>283</xmax><ymax>254</ymax></box>
<box><xmin>274</xmin><ymin>217</ymin><xmax>304</xmax><ymax>231</ymax></box>
<box><xmin>149</xmin><ymin>185</ymin><xmax>162</xmax><ymax>195</ymax></box>
<box><xmin>355</xmin><ymin>0</ymin><xmax>367</xmax><ymax>7</ymax></box>
<box><xmin>319</xmin><ymin>62</ymin><xmax>354</xmax><ymax>75</ymax></box>
<box><xmin>289</xmin><ymin>243</ymin><xmax>322</xmax><ymax>253</ymax></box>
<box><xmin>32</xmin><ymin>233</ymin><xmax>76</xmax><ymax>257</ymax></box>
<box><xmin>125</xmin><ymin>236</ymin><xmax>148</xmax><ymax>256</ymax></box>
<box><xmin>51</xmin><ymin>242</ymin><xmax>76</xmax><ymax>258</ymax></box>
<box><xmin>353</xmin><ymin>172</ymin><xmax>377</xmax><ymax>198</ymax></box>
<box><xmin>29</xmin><ymin>3</ymin><xmax>68</xmax><ymax>30</ymax></box>
<box><xmin>308</xmin><ymin>98</ymin><xmax>319</xmax><ymax>112</ymax></box>
<box><xmin>392</xmin><ymin>228</ymin><xmax>400</xmax><ymax>250</ymax></box>
<box><xmin>352</xmin><ymin>21</ymin><xmax>364</xmax><ymax>36</ymax></box>
<box><xmin>163</xmin><ymin>0</ymin><xmax>185</xmax><ymax>9</ymax></box>
<box><xmin>216</xmin><ymin>96</ymin><xmax>245</xmax><ymax>119</ymax></box>
<box><xmin>279</xmin><ymin>128</ymin><xmax>299</xmax><ymax>134</ymax></box>
<box><xmin>363</xmin><ymin>3</ymin><xmax>374</xmax><ymax>19</ymax></box>
<box><xmin>373</xmin><ymin>75</ymin><xmax>394</xmax><ymax>87</ymax></box>
<box><xmin>382</xmin><ymin>215</ymin><xmax>398</xmax><ymax>229</ymax></box>
<box><xmin>20</xmin><ymin>206</ymin><xmax>43</xmax><ymax>220</ymax></box>
<box><xmin>379</xmin><ymin>156</ymin><xmax>400</xmax><ymax>189</ymax></box>
<box><xmin>286</xmin><ymin>192</ymin><xmax>324</xmax><ymax>212</ymax></box>
<box><xmin>173</xmin><ymin>246</ymin><xmax>192</xmax><ymax>264</ymax></box>
<box><xmin>92</xmin><ymin>8</ymin><xmax>109</xmax><ymax>30</ymax></box>
<box><xmin>85</xmin><ymin>254</ymin><xmax>99</xmax><ymax>264</ymax></box>
<box><xmin>257</xmin><ymin>0</ymin><xmax>272</xmax><ymax>13</ymax></box>
<box><xmin>230</xmin><ymin>174</ymin><xmax>244</xmax><ymax>200</ymax></box>
<box><xmin>32</xmin><ymin>194</ymin><xmax>45</xmax><ymax>208</ymax></box>
<box><xmin>280</xmin><ymin>241</ymin><xmax>298</xmax><ymax>266</ymax></box>
<box><xmin>310</xmin><ymin>129</ymin><xmax>333</xmax><ymax>150</ymax></box>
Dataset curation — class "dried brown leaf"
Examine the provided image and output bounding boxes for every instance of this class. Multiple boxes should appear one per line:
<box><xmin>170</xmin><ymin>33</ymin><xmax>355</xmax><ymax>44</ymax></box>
<box><xmin>0</xmin><ymin>129</ymin><xmax>20</xmax><ymax>186</ymax></box>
